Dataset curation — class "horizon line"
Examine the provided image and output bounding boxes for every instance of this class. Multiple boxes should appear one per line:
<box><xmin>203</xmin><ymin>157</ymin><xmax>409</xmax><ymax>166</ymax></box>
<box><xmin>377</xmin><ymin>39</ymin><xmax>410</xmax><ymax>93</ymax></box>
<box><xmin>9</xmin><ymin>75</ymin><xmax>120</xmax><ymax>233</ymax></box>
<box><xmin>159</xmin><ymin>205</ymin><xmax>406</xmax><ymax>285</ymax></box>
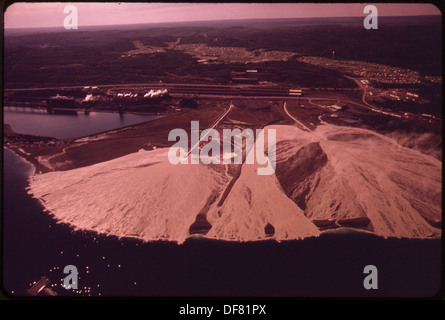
<box><xmin>4</xmin><ymin>14</ymin><xmax>441</xmax><ymax>30</ymax></box>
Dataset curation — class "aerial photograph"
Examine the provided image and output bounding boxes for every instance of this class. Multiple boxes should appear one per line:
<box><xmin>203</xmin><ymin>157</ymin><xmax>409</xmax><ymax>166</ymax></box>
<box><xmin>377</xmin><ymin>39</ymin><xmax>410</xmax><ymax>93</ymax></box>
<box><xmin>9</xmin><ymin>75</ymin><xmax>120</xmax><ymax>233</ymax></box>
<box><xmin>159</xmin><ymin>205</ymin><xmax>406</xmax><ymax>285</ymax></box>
<box><xmin>2</xmin><ymin>2</ymin><xmax>443</xmax><ymax>302</ymax></box>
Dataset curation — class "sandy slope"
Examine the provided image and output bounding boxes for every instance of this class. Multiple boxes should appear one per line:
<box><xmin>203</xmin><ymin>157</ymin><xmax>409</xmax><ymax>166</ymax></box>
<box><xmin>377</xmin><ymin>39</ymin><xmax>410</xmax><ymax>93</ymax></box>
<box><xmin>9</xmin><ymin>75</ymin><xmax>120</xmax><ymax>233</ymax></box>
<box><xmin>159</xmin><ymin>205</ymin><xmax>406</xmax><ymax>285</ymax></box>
<box><xmin>29</xmin><ymin>146</ymin><xmax>320</xmax><ymax>243</ymax></box>
<box><xmin>206</xmin><ymin>159</ymin><xmax>321</xmax><ymax>241</ymax></box>
<box><xmin>28</xmin><ymin>123</ymin><xmax>441</xmax><ymax>243</ymax></box>
<box><xmin>29</xmin><ymin>148</ymin><xmax>228</xmax><ymax>244</ymax></box>
<box><xmin>272</xmin><ymin>124</ymin><xmax>442</xmax><ymax>239</ymax></box>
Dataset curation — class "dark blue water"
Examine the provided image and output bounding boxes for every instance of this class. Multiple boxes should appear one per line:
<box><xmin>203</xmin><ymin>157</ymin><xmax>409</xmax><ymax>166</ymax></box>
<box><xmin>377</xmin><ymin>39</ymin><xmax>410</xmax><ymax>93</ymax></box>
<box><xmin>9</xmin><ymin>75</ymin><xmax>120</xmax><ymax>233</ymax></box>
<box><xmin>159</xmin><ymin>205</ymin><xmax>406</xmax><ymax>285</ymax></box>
<box><xmin>1</xmin><ymin>111</ymin><xmax>443</xmax><ymax>299</ymax></box>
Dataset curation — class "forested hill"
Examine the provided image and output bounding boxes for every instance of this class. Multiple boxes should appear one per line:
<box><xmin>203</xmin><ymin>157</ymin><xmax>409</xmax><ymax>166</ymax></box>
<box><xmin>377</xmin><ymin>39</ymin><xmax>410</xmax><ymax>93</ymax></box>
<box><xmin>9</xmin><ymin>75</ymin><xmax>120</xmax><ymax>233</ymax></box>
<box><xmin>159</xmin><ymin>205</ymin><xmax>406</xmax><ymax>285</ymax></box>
<box><xmin>4</xmin><ymin>15</ymin><xmax>441</xmax><ymax>88</ymax></box>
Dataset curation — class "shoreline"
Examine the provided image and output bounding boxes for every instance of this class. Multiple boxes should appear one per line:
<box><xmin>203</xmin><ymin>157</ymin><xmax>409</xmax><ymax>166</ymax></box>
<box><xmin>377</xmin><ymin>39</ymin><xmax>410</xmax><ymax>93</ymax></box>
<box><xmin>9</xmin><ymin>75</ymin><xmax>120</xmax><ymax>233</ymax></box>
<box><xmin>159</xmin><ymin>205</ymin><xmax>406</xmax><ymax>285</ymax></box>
<box><xmin>5</xmin><ymin>142</ymin><xmax>441</xmax><ymax>246</ymax></box>
<box><xmin>5</xmin><ymin>102</ymin><xmax>442</xmax><ymax>244</ymax></box>
<box><xmin>17</xmin><ymin>186</ymin><xmax>445</xmax><ymax>245</ymax></box>
<box><xmin>3</xmin><ymin>145</ymin><xmax>51</xmax><ymax>174</ymax></box>
<box><xmin>4</xmin><ymin>104</ymin><xmax>166</xmax><ymax>116</ymax></box>
<box><xmin>3</xmin><ymin>110</ymin><xmax>168</xmax><ymax>174</ymax></box>
<box><xmin>4</xmin><ymin>103</ymin><xmax>228</xmax><ymax>172</ymax></box>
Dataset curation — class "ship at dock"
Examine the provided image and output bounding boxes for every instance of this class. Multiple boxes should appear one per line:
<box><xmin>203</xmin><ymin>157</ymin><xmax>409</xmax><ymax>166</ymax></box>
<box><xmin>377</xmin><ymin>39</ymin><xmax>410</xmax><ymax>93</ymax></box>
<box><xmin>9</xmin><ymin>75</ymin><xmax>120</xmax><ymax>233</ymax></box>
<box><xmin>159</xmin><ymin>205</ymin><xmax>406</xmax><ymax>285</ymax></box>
<box><xmin>47</xmin><ymin>94</ymin><xmax>76</xmax><ymax>108</ymax></box>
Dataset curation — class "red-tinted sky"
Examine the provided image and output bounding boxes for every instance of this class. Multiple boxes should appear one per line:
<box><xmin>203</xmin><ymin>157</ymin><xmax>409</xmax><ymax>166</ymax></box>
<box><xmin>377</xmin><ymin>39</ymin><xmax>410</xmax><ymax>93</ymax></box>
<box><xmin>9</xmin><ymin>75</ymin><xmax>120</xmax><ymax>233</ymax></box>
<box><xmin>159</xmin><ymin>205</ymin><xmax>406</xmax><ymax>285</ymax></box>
<box><xmin>4</xmin><ymin>2</ymin><xmax>442</xmax><ymax>29</ymax></box>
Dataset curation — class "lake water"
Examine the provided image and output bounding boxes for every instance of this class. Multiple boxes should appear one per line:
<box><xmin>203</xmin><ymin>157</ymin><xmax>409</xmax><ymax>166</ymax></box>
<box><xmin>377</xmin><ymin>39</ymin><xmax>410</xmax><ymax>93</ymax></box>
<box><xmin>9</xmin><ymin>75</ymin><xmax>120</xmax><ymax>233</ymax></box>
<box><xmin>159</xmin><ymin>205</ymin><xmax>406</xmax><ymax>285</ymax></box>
<box><xmin>4</xmin><ymin>106</ymin><xmax>162</xmax><ymax>139</ymax></box>
<box><xmin>2</xmin><ymin>109</ymin><xmax>442</xmax><ymax>300</ymax></box>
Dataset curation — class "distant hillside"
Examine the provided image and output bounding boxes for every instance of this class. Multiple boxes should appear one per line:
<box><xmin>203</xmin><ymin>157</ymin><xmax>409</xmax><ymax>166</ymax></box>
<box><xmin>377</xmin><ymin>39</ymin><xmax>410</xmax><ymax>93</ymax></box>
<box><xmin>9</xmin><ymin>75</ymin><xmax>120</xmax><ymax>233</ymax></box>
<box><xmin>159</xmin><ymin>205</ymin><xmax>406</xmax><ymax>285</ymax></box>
<box><xmin>3</xmin><ymin>16</ymin><xmax>441</xmax><ymax>88</ymax></box>
<box><xmin>176</xmin><ymin>15</ymin><xmax>442</xmax><ymax>76</ymax></box>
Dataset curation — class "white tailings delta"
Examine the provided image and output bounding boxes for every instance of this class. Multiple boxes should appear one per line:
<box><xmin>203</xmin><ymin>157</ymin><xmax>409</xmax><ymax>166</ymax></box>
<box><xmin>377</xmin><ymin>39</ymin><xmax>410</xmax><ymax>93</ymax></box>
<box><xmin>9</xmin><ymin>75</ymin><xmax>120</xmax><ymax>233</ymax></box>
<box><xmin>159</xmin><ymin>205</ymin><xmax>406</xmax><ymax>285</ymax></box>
<box><xmin>28</xmin><ymin>123</ymin><xmax>441</xmax><ymax>243</ymax></box>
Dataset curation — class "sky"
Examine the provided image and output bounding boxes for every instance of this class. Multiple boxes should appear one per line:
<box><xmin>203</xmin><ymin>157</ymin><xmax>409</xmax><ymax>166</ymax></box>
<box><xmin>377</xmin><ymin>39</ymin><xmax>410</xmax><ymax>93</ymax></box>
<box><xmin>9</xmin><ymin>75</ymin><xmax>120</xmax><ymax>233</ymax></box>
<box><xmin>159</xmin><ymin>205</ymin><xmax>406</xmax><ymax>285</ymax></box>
<box><xmin>4</xmin><ymin>2</ymin><xmax>442</xmax><ymax>29</ymax></box>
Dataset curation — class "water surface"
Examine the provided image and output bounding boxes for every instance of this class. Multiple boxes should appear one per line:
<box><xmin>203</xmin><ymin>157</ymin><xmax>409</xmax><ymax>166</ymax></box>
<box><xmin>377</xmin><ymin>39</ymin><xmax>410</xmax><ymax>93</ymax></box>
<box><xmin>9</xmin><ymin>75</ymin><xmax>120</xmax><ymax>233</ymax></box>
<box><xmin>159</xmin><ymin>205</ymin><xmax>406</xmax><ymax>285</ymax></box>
<box><xmin>4</xmin><ymin>107</ymin><xmax>161</xmax><ymax>139</ymax></box>
<box><xmin>2</xmin><ymin>110</ymin><xmax>442</xmax><ymax>298</ymax></box>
